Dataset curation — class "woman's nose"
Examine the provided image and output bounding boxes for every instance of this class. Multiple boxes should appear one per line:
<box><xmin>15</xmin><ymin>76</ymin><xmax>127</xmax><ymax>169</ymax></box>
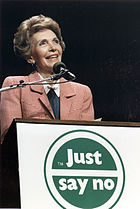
<box><xmin>48</xmin><ymin>41</ymin><xmax>56</xmax><ymax>51</ymax></box>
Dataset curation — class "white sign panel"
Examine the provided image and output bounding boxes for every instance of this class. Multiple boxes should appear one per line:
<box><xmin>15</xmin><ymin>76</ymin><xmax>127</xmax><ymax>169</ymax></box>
<box><xmin>16</xmin><ymin>122</ymin><xmax>140</xmax><ymax>209</ymax></box>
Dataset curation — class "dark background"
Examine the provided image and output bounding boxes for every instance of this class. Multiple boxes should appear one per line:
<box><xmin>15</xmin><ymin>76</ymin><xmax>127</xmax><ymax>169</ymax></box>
<box><xmin>1</xmin><ymin>1</ymin><xmax>140</xmax><ymax>207</ymax></box>
<box><xmin>1</xmin><ymin>0</ymin><xmax>140</xmax><ymax>122</ymax></box>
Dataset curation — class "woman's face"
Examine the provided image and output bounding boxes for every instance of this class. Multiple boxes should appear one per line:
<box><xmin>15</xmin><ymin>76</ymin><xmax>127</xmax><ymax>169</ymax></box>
<box><xmin>30</xmin><ymin>29</ymin><xmax>63</xmax><ymax>76</ymax></box>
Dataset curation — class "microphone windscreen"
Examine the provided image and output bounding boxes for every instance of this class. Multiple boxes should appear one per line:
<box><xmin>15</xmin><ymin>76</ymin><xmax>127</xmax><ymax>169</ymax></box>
<box><xmin>53</xmin><ymin>62</ymin><xmax>66</xmax><ymax>74</ymax></box>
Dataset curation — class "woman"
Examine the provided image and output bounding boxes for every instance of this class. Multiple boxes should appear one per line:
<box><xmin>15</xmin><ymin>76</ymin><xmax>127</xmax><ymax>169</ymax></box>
<box><xmin>0</xmin><ymin>14</ymin><xmax>94</xmax><ymax>143</ymax></box>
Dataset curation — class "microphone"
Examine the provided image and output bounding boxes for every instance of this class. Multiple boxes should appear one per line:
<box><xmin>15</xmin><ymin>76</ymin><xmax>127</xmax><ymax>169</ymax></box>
<box><xmin>53</xmin><ymin>62</ymin><xmax>76</xmax><ymax>80</ymax></box>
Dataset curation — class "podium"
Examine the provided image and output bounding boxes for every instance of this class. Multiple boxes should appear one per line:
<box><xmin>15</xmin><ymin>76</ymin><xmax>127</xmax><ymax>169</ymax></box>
<box><xmin>1</xmin><ymin>119</ymin><xmax>140</xmax><ymax>209</ymax></box>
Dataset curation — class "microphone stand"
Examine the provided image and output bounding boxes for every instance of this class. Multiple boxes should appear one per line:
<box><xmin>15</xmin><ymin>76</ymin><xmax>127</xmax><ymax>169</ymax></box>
<box><xmin>0</xmin><ymin>71</ymin><xmax>65</xmax><ymax>93</ymax></box>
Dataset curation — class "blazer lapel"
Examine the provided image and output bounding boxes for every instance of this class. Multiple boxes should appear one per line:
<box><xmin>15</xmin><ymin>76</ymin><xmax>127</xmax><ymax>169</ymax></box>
<box><xmin>28</xmin><ymin>71</ymin><xmax>55</xmax><ymax>118</ymax></box>
<box><xmin>27</xmin><ymin>73</ymin><xmax>76</xmax><ymax>119</ymax></box>
<box><xmin>28</xmin><ymin>71</ymin><xmax>44</xmax><ymax>93</ymax></box>
<box><xmin>60</xmin><ymin>78</ymin><xmax>76</xmax><ymax>119</ymax></box>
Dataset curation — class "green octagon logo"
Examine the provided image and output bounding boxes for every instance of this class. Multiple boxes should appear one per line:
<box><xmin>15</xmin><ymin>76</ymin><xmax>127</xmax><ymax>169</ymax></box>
<box><xmin>44</xmin><ymin>130</ymin><xmax>125</xmax><ymax>209</ymax></box>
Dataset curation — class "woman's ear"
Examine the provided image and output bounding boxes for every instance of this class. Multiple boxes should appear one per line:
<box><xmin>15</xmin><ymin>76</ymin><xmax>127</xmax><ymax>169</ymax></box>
<box><xmin>27</xmin><ymin>56</ymin><xmax>35</xmax><ymax>64</ymax></box>
<box><xmin>27</xmin><ymin>56</ymin><xmax>37</xmax><ymax>70</ymax></box>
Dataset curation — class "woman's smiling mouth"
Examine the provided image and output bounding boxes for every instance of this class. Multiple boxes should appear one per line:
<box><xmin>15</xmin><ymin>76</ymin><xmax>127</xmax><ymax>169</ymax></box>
<box><xmin>46</xmin><ymin>54</ymin><xmax>58</xmax><ymax>59</ymax></box>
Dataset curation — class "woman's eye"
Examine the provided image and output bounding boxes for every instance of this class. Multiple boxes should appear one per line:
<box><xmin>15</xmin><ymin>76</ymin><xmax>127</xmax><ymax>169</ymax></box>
<box><xmin>37</xmin><ymin>39</ymin><xmax>60</xmax><ymax>47</ymax></box>
<box><xmin>53</xmin><ymin>39</ymin><xmax>60</xmax><ymax>44</ymax></box>
<box><xmin>39</xmin><ymin>40</ymin><xmax>47</xmax><ymax>46</ymax></box>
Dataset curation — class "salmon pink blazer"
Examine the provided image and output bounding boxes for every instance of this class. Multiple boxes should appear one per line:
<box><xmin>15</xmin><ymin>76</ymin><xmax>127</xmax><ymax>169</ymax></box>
<box><xmin>0</xmin><ymin>71</ymin><xmax>94</xmax><ymax>142</ymax></box>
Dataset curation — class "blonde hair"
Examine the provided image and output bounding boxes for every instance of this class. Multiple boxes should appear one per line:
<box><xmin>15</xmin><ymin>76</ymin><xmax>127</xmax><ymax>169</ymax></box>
<box><xmin>13</xmin><ymin>14</ymin><xmax>65</xmax><ymax>60</ymax></box>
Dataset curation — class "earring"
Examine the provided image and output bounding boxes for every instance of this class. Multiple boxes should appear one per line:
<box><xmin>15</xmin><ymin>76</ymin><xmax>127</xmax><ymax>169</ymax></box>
<box><xmin>31</xmin><ymin>62</ymin><xmax>37</xmax><ymax>70</ymax></box>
